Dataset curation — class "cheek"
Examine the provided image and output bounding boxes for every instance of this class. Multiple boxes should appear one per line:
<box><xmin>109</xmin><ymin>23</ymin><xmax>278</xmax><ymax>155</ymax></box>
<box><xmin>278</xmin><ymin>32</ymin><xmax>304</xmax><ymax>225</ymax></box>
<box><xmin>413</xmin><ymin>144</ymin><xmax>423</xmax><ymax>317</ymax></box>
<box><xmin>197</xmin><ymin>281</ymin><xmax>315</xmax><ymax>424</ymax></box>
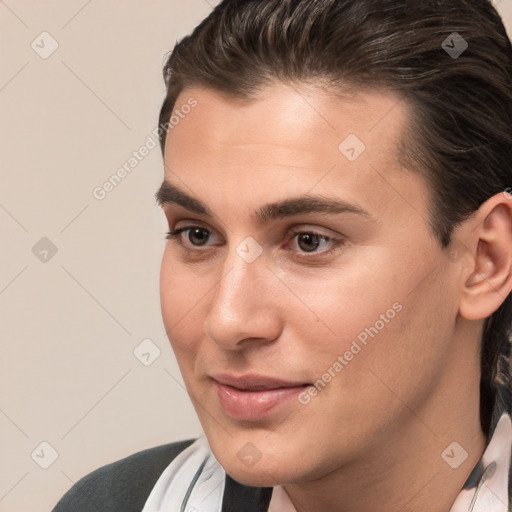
<box><xmin>368</xmin><ymin>269</ymin><xmax>458</xmax><ymax>388</ymax></box>
<box><xmin>159</xmin><ymin>252</ymin><xmax>210</xmax><ymax>361</ymax></box>
<box><xmin>278</xmin><ymin>255</ymin><xmax>404</xmax><ymax>356</ymax></box>
<box><xmin>330</xmin><ymin>271</ymin><xmax>458</xmax><ymax>429</ymax></box>
<box><xmin>285</xmin><ymin>252</ymin><xmax>455</xmax><ymax>410</ymax></box>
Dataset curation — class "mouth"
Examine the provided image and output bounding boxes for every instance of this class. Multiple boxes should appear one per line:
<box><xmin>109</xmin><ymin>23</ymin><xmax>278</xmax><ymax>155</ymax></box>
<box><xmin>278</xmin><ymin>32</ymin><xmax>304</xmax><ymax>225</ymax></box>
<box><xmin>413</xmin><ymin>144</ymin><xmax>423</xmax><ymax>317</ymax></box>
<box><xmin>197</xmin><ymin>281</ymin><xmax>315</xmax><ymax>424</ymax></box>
<box><xmin>210</xmin><ymin>373</ymin><xmax>311</xmax><ymax>421</ymax></box>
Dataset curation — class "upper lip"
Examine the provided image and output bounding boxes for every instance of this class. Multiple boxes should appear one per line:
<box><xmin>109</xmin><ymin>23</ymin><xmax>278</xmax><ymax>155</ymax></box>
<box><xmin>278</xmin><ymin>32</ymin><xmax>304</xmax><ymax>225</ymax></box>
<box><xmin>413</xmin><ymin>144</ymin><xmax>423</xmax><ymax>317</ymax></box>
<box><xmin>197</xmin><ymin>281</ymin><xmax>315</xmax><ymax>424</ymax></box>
<box><xmin>211</xmin><ymin>373</ymin><xmax>309</xmax><ymax>391</ymax></box>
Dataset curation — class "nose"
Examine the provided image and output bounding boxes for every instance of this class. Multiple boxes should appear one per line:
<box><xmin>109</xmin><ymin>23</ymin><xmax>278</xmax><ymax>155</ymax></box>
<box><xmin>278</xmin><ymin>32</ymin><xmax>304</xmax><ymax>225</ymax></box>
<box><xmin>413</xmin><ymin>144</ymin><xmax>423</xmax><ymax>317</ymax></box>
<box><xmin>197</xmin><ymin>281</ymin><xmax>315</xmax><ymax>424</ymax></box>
<box><xmin>205</xmin><ymin>246</ymin><xmax>283</xmax><ymax>351</ymax></box>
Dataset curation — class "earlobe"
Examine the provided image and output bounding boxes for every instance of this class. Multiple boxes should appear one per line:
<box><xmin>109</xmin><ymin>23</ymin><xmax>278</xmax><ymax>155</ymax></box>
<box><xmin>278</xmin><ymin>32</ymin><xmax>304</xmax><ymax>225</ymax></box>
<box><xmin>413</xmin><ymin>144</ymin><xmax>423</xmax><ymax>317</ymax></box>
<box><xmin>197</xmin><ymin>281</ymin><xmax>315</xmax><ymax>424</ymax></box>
<box><xmin>459</xmin><ymin>196</ymin><xmax>512</xmax><ymax>321</ymax></box>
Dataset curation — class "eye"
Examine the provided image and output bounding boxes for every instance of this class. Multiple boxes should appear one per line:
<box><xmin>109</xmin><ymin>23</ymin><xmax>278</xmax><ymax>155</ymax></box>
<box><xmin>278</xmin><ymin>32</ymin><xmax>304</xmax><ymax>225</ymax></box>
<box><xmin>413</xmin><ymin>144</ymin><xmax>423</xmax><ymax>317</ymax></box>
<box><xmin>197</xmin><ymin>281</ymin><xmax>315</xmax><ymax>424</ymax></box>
<box><xmin>289</xmin><ymin>230</ymin><xmax>344</xmax><ymax>255</ymax></box>
<box><xmin>165</xmin><ymin>226</ymin><xmax>214</xmax><ymax>247</ymax></box>
<box><xmin>165</xmin><ymin>225</ymin><xmax>345</xmax><ymax>258</ymax></box>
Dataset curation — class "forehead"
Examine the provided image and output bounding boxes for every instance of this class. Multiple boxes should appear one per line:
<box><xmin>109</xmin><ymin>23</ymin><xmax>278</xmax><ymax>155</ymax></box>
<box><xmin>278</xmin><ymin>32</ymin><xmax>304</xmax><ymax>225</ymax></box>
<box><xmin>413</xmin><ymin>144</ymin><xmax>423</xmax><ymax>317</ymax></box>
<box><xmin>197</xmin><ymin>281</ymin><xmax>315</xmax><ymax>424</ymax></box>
<box><xmin>165</xmin><ymin>83</ymin><xmax>409</xmax><ymax>157</ymax></box>
<box><xmin>162</xmin><ymin>83</ymin><xmax>427</xmax><ymax>224</ymax></box>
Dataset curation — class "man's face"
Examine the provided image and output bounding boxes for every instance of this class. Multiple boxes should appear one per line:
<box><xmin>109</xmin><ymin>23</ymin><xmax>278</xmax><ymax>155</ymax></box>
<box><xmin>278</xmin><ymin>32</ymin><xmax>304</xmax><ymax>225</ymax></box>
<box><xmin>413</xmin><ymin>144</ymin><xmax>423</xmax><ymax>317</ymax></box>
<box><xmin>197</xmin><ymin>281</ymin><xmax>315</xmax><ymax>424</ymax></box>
<box><xmin>158</xmin><ymin>84</ymin><xmax>462</xmax><ymax>485</ymax></box>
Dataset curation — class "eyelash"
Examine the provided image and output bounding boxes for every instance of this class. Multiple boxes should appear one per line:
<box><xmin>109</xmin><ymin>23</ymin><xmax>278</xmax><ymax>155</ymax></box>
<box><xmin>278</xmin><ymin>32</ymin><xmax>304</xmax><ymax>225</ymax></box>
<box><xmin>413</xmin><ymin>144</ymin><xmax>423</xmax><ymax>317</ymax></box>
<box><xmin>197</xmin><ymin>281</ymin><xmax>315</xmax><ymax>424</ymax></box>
<box><xmin>165</xmin><ymin>226</ymin><xmax>345</xmax><ymax>258</ymax></box>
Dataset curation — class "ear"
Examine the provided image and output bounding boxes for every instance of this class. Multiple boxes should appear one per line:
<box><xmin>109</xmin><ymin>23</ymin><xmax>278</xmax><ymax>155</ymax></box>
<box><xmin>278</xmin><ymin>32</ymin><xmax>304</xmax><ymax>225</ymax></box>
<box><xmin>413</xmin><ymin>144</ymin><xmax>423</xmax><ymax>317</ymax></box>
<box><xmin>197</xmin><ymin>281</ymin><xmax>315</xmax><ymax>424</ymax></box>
<box><xmin>458</xmin><ymin>192</ymin><xmax>512</xmax><ymax>320</ymax></box>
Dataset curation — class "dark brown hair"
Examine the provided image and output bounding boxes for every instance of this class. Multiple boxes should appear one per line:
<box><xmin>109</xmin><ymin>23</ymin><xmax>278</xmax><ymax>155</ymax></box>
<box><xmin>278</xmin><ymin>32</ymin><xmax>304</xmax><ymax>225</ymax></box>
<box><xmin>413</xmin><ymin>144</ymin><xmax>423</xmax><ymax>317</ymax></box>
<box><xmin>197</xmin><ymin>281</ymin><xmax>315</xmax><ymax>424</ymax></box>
<box><xmin>157</xmin><ymin>0</ymin><xmax>512</xmax><ymax>435</ymax></box>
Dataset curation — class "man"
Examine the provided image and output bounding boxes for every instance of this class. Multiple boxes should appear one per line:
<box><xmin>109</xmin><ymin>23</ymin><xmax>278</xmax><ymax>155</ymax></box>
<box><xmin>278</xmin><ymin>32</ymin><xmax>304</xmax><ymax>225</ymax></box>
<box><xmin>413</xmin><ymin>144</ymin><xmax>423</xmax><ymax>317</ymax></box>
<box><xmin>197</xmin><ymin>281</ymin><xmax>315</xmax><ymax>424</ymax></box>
<box><xmin>52</xmin><ymin>0</ymin><xmax>512</xmax><ymax>510</ymax></box>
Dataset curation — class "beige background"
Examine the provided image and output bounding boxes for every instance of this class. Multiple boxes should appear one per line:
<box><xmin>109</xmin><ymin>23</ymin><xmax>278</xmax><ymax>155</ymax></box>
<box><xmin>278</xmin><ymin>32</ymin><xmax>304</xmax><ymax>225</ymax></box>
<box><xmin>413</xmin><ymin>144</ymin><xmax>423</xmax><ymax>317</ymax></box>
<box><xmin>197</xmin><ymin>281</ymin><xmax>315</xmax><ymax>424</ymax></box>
<box><xmin>1</xmin><ymin>1</ymin><xmax>511</xmax><ymax>511</ymax></box>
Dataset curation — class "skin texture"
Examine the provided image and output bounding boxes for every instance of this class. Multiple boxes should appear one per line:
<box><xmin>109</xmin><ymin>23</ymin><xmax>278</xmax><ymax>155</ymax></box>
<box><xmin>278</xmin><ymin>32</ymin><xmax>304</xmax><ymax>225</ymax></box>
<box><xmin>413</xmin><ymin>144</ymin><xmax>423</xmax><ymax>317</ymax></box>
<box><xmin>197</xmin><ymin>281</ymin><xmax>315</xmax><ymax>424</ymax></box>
<box><xmin>158</xmin><ymin>83</ymin><xmax>512</xmax><ymax>512</ymax></box>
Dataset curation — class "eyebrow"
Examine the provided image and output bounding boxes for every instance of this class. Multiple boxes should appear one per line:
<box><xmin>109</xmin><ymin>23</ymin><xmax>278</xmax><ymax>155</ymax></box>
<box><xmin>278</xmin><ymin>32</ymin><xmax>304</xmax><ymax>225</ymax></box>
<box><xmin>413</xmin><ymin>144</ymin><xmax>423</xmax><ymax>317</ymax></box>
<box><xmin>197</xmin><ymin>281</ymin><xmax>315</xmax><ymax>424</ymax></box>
<box><xmin>154</xmin><ymin>180</ymin><xmax>373</xmax><ymax>222</ymax></box>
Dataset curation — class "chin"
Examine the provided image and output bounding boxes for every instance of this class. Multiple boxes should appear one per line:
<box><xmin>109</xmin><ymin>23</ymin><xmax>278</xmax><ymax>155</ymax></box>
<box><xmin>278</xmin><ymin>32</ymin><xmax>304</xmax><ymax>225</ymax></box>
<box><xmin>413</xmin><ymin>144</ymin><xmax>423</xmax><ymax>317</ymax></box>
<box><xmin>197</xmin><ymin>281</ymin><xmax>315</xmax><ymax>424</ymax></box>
<box><xmin>226</xmin><ymin>466</ymin><xmax>283</xmax><ymax>487</ymax></box>
<box><xmin>221</xmin><ymin>458</ymin><xmax>294</xmax><ymax>487</ymax></box>
<box><xmin>209</xmin><ymin>442</ymin><xmax>306</xmax><ymax>488</ymax></box>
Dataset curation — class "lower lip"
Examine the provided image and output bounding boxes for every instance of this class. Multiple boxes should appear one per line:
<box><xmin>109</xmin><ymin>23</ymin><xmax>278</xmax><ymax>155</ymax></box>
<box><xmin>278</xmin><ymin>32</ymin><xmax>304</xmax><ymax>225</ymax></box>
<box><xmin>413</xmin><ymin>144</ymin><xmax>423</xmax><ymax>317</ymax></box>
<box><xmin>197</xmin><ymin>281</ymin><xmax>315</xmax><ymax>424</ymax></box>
<box><xmin>214</xmin><ymin>382</ymin><xmax>308</xmax><ymax>421</ymax></box>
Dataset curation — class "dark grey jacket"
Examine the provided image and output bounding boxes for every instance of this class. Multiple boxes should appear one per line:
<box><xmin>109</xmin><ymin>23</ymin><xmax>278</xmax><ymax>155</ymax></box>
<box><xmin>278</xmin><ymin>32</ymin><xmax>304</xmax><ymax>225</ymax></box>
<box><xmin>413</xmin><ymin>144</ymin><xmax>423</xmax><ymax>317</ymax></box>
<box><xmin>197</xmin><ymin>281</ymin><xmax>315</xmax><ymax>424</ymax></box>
<box><xmin>51</xmin><ymin>439</ymin><xmax>272</xmax><ymax>512</ymax></box>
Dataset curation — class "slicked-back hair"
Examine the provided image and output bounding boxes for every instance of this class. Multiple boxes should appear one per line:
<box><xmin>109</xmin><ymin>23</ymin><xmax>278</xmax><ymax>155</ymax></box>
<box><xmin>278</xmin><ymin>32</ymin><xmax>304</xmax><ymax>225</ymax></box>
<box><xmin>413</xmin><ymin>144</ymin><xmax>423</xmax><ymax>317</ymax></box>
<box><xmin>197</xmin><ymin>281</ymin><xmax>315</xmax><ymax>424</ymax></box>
<box><xmin>157</xmin><ymin>0</ymin><xmax>512</xmax><ymax>436</ymax></box>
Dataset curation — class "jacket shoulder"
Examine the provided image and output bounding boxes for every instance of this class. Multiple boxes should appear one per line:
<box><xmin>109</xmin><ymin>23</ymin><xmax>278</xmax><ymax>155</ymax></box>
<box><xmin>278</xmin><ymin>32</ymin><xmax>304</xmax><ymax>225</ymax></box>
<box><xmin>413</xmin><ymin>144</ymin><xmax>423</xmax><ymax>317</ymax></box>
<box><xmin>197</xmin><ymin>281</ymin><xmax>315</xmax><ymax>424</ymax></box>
<box><xmin>51</xmin><ymin>438</ymin><xmax>196</xmax><ymax>512</ymax></box>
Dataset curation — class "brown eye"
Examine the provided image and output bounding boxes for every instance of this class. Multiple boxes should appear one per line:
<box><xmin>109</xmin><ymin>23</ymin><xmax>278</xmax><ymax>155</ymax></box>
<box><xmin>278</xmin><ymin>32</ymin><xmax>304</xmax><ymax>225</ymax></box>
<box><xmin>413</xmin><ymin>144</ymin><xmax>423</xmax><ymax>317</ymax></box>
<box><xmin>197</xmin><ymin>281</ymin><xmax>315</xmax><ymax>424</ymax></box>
<box><xmin>288</xmin><ymin>229</ymin><xmax>344</xmax><ymax>258</ymax></box>
<box><xmin>187</xmin><ymin>228</ymin><xmax>210</xmax><ymax>246</ymax></box>
<box><xmin>165</xmin><ymin>226</ymin><xmax>213</xmax><ymax>247</ymax></box>
<box><xmin>297</xmin><ymin>233</ymin><xmax>322</xmax><ymax>252</ymax></box>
